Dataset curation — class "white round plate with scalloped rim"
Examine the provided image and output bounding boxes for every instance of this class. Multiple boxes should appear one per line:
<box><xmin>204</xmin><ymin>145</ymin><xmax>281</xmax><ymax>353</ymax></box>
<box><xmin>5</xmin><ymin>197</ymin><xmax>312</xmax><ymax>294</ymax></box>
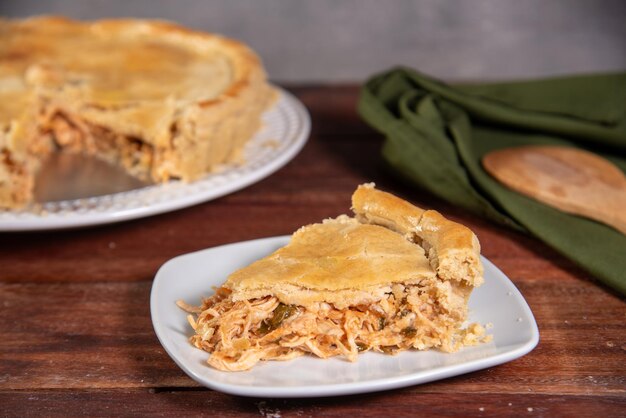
<box><xmin>0</xmin><ymin>88</ymin><xmax>310</xmax><ymax>231</ymax></box>
<box><xmin>151</xmin><ymin>235</ymin><xmax>539</xmax><ymax>398</ymax></box>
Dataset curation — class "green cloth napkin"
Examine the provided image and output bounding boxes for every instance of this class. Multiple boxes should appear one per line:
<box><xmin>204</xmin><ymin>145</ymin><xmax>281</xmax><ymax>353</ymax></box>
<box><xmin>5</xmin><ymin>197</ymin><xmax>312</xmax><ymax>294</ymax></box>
<box><xmin>358</xmin><ymin>67</ymin><xmax>626</xmax><ymax>295</ymax></box>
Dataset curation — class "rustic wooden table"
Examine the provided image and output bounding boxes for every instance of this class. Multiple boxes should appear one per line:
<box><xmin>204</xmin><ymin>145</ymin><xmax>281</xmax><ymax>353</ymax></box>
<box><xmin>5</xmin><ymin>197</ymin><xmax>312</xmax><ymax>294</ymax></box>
<box><xmin>1</xmin><ymin>86</ymin><xmax>624</xmax><ymax>417</ymax></box>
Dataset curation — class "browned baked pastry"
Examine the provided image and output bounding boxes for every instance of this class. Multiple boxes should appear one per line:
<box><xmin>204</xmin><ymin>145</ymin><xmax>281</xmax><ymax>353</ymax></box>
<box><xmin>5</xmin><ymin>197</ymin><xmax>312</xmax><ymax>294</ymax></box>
<box><xmin>182</xmin><ymin>184</ymin><xmax>487</xmax><ymax>371</ymax></box>
<box><xmin>0</xmin><ymin>16</ymin><xmax>275</xmax><ymax>208</ymax></box>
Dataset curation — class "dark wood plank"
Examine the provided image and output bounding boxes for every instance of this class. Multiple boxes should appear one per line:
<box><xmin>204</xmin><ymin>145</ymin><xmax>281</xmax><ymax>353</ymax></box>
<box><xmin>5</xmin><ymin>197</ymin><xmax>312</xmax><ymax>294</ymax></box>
<box><xmin>1</xmin><ymin>390</ymin><xmax>624</xmax><ymax>418</ymax></box>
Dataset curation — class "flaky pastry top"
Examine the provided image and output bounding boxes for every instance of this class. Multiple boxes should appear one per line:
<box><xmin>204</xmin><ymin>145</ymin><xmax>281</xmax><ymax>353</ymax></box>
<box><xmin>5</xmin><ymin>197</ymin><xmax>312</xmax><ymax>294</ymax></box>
<box><xmin>353</xmin><ymin>184</ymin><xmax>483</xmax><ymax>286</ymax></box>
<box><xmin>0</xmin><ymin>16</ymin><xmax>262</xmax><ymax>125</ymax></box>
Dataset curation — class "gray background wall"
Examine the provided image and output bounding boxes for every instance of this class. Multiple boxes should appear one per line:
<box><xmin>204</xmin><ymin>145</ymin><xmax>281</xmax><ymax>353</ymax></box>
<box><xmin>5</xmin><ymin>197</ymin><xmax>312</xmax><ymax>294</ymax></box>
<box><xmin>2</xmin><ymin>0</ymin><xmax>625</xmax><ymax>82</ymax></box>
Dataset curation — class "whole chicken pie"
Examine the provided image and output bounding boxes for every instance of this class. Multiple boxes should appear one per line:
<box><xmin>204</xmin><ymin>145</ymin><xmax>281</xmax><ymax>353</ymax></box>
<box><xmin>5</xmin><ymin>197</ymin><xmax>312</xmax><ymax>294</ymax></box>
<box><xmin>0</xmin><ymin>16</ymin><xmax>275</xmax><ymax>208</ymax></box>
<box><xmin>181</xmin><ymin>184</ymin><xmax>488</xmax><ymax>371</ymax></box>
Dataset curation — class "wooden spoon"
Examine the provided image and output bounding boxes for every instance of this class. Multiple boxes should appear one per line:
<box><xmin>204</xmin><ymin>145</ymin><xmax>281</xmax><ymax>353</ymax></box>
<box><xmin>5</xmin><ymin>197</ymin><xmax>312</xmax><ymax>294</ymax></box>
<box><xmin>482</xmin><ymin>146</ymin><xmax>626</xmax><ymax>235</ymax></box>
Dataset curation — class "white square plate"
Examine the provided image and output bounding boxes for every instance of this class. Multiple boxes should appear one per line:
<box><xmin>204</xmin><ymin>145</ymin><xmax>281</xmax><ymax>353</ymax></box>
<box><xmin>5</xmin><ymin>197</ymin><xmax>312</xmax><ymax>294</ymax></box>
<box><xmin>151</xmin><ymin>236</ymin><xmax>539</xmax><ymax>398</ymax></box>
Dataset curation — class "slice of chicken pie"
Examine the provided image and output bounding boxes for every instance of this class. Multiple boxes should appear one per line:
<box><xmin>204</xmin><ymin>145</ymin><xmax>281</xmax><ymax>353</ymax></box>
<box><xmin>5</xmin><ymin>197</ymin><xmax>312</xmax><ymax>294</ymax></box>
<box><xmin>182</xmin><ymin>184</ymin><xmax>488</xmax><ymax>371</ymax></box>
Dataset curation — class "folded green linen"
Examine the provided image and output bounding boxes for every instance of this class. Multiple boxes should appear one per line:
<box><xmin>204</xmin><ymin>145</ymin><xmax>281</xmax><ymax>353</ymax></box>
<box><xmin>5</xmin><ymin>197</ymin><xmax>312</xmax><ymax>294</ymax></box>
<box><xmin>358</xmin><ymin>68</ymin><xmax>626</xmax><ymax>295</ymax></box>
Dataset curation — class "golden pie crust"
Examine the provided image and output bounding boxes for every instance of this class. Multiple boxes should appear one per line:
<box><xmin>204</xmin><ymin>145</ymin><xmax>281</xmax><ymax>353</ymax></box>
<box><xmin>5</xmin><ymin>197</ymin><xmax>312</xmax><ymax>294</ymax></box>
<box><xmin>227</xmin><ymin>184</ymin><xmax>483</xmax><ymax>307</ymax></box>
<box><xmin>0</xmin><ymin>16</ymin><xmax>275</xmax><ymax>208</ymax></box>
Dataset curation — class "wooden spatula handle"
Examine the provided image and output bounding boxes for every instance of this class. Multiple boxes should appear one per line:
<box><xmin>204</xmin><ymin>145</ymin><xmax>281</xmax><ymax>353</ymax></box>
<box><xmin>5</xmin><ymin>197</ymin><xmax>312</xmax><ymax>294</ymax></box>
<box><xmin>483</xmin><ymin>146</ymin><xmax>626</xmax><ymax>236</ymax></box>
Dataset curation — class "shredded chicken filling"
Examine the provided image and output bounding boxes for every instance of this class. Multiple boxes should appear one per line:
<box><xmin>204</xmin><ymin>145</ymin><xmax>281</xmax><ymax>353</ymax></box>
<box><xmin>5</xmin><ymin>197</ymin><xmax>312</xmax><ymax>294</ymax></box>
<box><xmin>45</xmin><ymin>112</ymin><xmax>154</xmax><ymax>180</ymax></box>
<box><xmin>181</xmin><ymin>284</ymin><xmax>486</xmax><ymax>371</ymax></box>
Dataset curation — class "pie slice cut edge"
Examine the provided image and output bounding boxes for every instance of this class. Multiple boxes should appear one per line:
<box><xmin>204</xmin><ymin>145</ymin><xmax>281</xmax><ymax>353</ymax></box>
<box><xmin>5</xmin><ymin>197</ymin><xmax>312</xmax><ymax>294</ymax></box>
<box><xmin>180</xmin><ymin>184</ymin><xmax>489</xmax><ymax>371</ymax></box>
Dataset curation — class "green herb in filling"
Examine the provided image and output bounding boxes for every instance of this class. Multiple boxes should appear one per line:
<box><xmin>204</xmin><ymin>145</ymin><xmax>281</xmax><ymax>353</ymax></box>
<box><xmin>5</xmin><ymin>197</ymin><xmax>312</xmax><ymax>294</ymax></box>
<box><xmin>259</xmin><ymin>303</ymin><xmax>297</xmax><ymax>334</ymax></box>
